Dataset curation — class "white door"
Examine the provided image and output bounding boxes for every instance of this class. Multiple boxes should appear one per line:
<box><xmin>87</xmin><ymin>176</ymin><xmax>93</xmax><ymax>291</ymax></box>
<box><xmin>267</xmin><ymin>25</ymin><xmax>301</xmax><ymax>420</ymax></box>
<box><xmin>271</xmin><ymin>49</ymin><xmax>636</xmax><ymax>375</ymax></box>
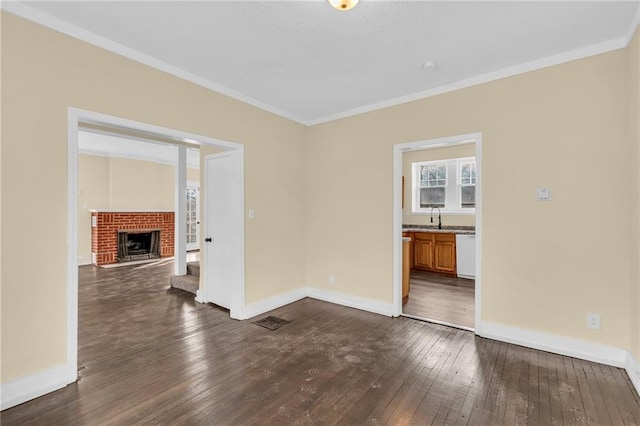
<box><xmin>204</xmin><ymin>150</ymin><xmax>243</xmax><ymax>312</ymax></box>
<box><xmin>186</xmin><ymin>184</ymin><xmax>200</xmax><ymax>251</ymax></box>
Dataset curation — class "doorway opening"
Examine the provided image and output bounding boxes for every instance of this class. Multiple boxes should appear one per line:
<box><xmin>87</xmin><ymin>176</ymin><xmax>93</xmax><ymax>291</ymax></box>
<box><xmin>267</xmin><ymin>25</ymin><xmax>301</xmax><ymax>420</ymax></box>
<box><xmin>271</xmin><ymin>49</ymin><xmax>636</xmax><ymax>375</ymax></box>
<box><xmin>393</xmin><ymin>133</ymin><xmax>482</xmax><ymax>333</ymax></box>
<box><xmin>66</xmin><ymin>108</ymin><xmax>245</xmax><ymax>385</ymax></box>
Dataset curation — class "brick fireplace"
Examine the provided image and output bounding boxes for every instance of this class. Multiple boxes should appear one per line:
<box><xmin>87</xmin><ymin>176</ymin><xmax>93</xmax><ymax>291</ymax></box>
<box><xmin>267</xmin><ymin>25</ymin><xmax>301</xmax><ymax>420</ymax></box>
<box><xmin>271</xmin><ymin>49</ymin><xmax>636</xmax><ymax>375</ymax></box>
<box><xmin>91</xmin><ymin>211</ymin><xmax>175</xmax><ymax>266</ymax></box>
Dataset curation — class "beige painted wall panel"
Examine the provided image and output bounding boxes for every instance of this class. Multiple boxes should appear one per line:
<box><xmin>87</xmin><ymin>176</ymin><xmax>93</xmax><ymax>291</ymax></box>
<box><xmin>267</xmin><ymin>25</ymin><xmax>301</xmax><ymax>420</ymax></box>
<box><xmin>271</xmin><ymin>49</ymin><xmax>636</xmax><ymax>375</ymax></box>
<box><xmin>402</xmin><ymin>144</ymin><xmax>476</xmax><ymax>227</ymax></box>
<box><xmin>1</xmin><ymin>13</ymin><xmax>306</xmax><ymax>382</ymax></box>
<box><xmin>630</xmin><ymin>28</ymin><xmax>640</xmax><ymax>361</ymax></box>
<box><xmin>77</xmin><ymin>155</ymin><xmax>109</xmax><ymax>264</ymax></box>
<box><xmin>187</xmin><ymin>167</ymin><xmax>199</xmax><ymax>183</ymax></box>
<box><xmin>108</xmin><ymin>158</ymin><xmax>175</xmax><ymax>210</ymax></box>
<box><xmin>306</xmin><ymin>48</ymin><xmax>632</xmax><ymax>349</ymax></box>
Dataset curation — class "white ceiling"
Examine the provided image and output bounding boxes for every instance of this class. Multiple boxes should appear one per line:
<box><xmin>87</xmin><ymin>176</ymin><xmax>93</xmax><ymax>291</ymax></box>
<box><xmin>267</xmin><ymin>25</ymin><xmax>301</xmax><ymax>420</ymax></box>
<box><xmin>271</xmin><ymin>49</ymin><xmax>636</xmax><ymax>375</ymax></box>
<box><xmin>9</xmin><ymin>1</ymin><xmax>640</xmax><ymax>125</ymax></box>
<box><xmin>79</xmin><ymin>130</ymin><xmax>201</xmax><ymax>169</ymax></box>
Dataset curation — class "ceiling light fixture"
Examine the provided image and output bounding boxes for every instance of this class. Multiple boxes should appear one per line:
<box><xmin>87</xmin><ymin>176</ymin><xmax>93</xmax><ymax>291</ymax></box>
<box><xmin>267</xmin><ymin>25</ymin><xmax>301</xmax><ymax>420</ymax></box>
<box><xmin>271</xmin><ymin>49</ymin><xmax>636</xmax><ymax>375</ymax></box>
<box><xmin>328</xmin><ymin>0</ymin><xmax>359</xmax><ymax>11</ymax></box>
<box><xmin>423</xmin><ymin>61</ymin><xmax>438</xmax><ymax>71</ymax></box>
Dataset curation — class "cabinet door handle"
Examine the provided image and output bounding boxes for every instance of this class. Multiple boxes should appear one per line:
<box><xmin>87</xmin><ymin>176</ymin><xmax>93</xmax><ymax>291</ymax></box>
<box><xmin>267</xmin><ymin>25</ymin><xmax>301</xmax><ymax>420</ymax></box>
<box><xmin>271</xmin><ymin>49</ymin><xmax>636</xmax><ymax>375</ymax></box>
<box><xmin>205</xmin><ymin>237</ymin><xmax>212</xmax><ymax>243</ymax></box>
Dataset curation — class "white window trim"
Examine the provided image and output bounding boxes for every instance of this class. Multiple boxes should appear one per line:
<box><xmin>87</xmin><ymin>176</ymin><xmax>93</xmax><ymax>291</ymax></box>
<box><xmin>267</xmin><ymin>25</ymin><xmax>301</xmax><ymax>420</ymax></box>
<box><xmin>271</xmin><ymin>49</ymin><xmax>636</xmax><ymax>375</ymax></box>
<box><xmin>412</xmin><ymin>157</ymin><xmax>476</xmax><ymax>215</ymax></box>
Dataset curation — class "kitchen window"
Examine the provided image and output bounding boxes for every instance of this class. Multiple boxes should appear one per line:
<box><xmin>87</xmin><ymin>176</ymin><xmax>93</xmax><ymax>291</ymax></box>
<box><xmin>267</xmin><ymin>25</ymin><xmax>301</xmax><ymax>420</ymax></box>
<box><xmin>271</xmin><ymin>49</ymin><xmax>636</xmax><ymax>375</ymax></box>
<box><xmin>459</xmin><ymin>161</ymin><xmax>476</xmax><ymax>208</ymax></box>
<box><xmin>418</xmin><ymin>163</ymin><xmax>447</xmax><ymax>208</ymax></box>
<box><xmin>412</xmin><ymin>157</ymin><xmax>476</xmax><ymax>214</ymax></box>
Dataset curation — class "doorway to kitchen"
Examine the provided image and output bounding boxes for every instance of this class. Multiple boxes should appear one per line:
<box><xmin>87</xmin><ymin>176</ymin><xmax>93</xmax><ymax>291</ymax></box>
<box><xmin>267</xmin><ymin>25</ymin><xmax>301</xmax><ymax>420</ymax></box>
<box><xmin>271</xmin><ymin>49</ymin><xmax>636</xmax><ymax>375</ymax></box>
<box><xmin>393</xmin><ymin>133</ymin><xmax>482</xmax><ymax>332</ymax></box>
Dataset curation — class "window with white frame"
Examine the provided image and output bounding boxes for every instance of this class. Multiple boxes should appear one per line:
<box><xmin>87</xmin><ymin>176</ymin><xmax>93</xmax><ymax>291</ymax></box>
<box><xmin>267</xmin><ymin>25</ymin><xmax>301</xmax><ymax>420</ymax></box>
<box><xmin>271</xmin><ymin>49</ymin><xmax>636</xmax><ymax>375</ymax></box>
<box><xmin>459</xmin><ymin>161</ymin><xmax>476</xmax><ymax>208</ymax></box>
<box><xmin>418</xmin><ymin>163</ymin><xmax>447</xmax><ymax>208</ymax></box>
<box><xmin>412</xmin><ymin>157</ymin><xmax>476</xmax><ymax>214</ymax></box>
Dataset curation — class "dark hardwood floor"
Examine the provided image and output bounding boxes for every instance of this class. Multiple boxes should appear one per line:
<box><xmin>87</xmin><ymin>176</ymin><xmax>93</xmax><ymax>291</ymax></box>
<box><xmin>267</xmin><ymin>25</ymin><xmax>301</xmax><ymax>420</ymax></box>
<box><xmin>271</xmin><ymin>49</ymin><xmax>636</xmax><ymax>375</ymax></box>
<box><xmin>2</xmin><ymin>262</ymin><xmax>639</xmax><ymax>425</ymax></box>
<box><xmin>403</xmin><ymin>271</ymin><xmax>475</xmax><ymax>329</ymax></box>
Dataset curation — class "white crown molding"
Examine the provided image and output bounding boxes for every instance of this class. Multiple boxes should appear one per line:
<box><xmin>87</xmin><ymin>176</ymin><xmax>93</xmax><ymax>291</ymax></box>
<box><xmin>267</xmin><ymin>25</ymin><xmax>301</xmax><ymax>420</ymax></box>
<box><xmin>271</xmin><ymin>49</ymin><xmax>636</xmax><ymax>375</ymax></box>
<box><xmin>1</xmin><ymin>363</ymin><xmax>70</xmax><ymax>410</ymax></box>
<box><xmin>307</xmin><ymin>36</ymin><xmax>628</xmax><ymax>125</ymax></box>
<box><xmin>0</xmin><ymin>1</ymin><xmax>308</xmax><ymax>126</ymax></box>
<box><xmin>625</xmin><ymin>2</ymin><xmax>640</xmax><ymax>46</ymax></box>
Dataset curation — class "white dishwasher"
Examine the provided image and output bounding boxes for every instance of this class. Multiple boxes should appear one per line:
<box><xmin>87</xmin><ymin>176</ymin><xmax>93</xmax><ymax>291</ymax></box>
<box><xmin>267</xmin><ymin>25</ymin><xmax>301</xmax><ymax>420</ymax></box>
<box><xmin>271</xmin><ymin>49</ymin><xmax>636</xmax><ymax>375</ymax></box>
<box><xmin>456</xmin><ymin>234</ymin><xmax>476</xmax><ymax>279</ymax></box>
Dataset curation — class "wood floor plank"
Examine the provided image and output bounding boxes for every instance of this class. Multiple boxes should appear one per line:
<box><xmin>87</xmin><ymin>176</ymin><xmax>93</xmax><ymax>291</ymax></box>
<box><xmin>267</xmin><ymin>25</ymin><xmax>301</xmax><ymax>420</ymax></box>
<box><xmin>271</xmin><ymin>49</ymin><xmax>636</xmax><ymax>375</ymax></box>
<box><xmin>537</xmin><ymin>349</ymin><xmax>553</xmax><ymax>426</ymax></box>
<box><xmin>467</xmin><ymin>340</ymin><xmax>510</xmax><ymax>425</ymax></box>
<box><xmin>2</xmin><ymin>262</ymin><xmax>639</xmax><ymax>425</ymax></box>
<box><xmin>526</xmin><ymin>347</ymin><xmax>541</xmax><ymax>426</ymax></box>
<box><xmin>452</xmin><ymin>336</ymin><xmax>496</xmax><ymax>426</ymax></box>
<box><xmin>403</xmin><ymin>271</ymin><xmax>475</xmax><ymax>328</ymax></box>
<box><xmin>545</xmin><ymin>350</ymin><xmax>565</xmax><ymax>425</ymax></box>
<box><xmin>570</xmin><ymin>358</ymin><xmax>600</xmax><ymax>425</ymax></box>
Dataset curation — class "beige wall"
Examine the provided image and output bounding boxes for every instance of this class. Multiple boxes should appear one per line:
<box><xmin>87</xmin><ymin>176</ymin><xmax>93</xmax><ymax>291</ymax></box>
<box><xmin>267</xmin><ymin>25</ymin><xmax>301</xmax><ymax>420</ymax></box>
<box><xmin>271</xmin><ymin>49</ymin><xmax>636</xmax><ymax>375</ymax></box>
<box><xmin>1</xmin><ymin>13</ymin><xmax>306</xmax><ymax>382</ymax></box>
<box><xmin>403</xmin><ymin>144</ymin><xmax>476</xmax><ymax>227</ymax></box>
<box><xmin>305</xmin><ymin>47</ymin><xmax>632</xmax><ymax>350</ymax></box>
<box><xmin>630</xmin><ymin>28</ymin><xmax>640</xmax><ymax>361</ymax></box>
<box><xmin>78</xmin><ymin>155</ymin><xmax>109</xmax><ymax>264</ymax></box>
<box><xmin>77</xmin><ymin>154</ymin><xmax>199</xmax><ymax>264</ymax></box>
<box><xmin>187</xmin><ymin>167</ymin><xmax>199</xmax><ymax>183</ymax></box>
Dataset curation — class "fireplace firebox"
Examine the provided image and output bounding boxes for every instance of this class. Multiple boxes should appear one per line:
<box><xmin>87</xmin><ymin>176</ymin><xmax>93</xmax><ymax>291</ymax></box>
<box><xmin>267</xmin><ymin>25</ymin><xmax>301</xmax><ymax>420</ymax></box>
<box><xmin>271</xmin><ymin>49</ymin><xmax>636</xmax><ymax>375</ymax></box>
<box><xmin>117</xmin><ymin>230</ymin><xmax>161</xmax><ymax>263</ymax></box>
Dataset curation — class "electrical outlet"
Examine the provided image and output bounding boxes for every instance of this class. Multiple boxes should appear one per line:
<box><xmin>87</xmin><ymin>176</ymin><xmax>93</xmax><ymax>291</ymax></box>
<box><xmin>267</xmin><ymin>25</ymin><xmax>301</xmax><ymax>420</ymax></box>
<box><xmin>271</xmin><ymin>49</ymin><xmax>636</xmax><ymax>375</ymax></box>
<box><xmin>328</xmin><ymin>274</ymin><xmax>335</xmax><ymax>285</ymax></box>
<box><xmin>587</xmin><ymin>313</ymin><xmax>601</xmax><ymax>330</ymax></box>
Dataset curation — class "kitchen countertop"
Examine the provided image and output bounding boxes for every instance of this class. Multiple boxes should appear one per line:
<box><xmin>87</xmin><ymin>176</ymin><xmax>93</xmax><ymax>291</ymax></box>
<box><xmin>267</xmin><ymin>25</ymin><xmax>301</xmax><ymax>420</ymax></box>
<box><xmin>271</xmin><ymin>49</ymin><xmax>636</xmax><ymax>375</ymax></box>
<box><xmin>403</xmin><ymin>225</ymin><xmax>475</xmax><ymax>235</ymax></box>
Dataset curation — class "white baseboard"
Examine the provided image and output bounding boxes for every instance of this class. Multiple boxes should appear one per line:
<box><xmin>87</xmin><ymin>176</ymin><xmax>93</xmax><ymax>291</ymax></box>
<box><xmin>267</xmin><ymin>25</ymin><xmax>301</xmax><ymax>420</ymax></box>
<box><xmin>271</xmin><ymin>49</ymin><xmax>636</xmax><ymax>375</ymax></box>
<box><xmin>1</xmin><ymin>363</ymin><xmax>70</xmax><ymax>410</ymax></box>
<box><xmin>194</xmin><ymin>289</ymin><xmax>205</xmax><ymax>304</ymax></box>
<box><xmin>306</xmin><ymin>287</ymin><xmax>395</xmax><ymax>317</ymax></box>
<box><xmin>457</xmin><ymin>274</ymin><xmax>475</xmax><ymax>280</ymax></box>
<box><xmin>242</xmin><ymin>286</ymin><xmax>395</xmax><ymax>319</ymax></box>
<box><xmin>243</xmin><ymin>288</ymin><xmax>308</xmax><ymax>320</ymax></box>
<box><xmin>627</xmin><ymin>352</ymin><xmax>640</xmax><ymax>397</ymax></box>
<box><xmin>479</xmin><ymin>321</ymin><xmax>628</xmax><ymax>368</ymax></box>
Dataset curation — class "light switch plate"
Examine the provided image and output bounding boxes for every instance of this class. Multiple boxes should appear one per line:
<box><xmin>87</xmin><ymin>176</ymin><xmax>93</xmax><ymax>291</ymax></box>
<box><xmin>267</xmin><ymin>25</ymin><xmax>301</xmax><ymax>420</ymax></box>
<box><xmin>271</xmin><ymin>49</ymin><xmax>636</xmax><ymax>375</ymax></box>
<box><xmin>536</xmin><ymin>188</ymin><xmax>551</xmax><ymax>201</ymax></box>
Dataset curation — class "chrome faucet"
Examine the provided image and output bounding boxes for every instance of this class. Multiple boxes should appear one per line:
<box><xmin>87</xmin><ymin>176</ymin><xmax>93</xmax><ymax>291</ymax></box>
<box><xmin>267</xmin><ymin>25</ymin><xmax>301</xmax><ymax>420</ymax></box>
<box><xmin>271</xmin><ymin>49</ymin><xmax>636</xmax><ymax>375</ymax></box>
<box><xmin>430</xmin><ymin>207</ymin><xmax>442</xmax><ymax>229</ymax></box>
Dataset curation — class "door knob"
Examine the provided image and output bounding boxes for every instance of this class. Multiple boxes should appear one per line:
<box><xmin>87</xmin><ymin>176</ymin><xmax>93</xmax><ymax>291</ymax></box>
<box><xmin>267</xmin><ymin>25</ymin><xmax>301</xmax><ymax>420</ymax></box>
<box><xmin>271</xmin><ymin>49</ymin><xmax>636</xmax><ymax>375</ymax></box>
<box><xmin>205</xmin><ymin>237</ymin><xmax>212</xmax><ymax>243</ymax></box>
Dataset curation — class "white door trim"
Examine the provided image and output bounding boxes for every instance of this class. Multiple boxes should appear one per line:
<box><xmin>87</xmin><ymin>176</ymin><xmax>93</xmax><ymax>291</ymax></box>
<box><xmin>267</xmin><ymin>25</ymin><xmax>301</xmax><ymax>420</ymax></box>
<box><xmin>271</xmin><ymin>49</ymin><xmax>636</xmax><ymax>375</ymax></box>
<box><xmin>67</xmin><ymin>107</ymin><xmax>245</xmax><ymax>385</ymax></box>
<box><xmin>198</xmin><ymin>150</ymin><xmax>246</xmax><ymax>319</ymax></box>
<box><xmin>186</xmin><ymin>181</ymin><xmax>201</xmax><ymax>252</ymax></box>
<box><xmin>392</xmin><ymin>132</ymin><xmax>483</xmax><ymax>333</ymax></box>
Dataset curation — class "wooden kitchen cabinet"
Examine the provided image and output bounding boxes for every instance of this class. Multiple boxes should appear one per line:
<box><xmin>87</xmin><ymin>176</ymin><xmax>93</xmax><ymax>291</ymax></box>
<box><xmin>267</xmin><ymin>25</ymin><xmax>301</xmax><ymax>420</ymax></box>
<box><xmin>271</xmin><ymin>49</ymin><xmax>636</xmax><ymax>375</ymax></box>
<box><xmin>411</xmin><ymin>232</ymin><xmax>457</xmax><ymax>275</ymax></box>
<box><xmin>403</xmin><ymin>232</ymin><xmax>414</xmax><ymax>269</ymax></box>
<box><xmin>433</xmin><ymin>234</ymin><xmax>456</xmax><ymax>274</ymax></box>
<box><xmin>413</xmin><ymin>233</ymin><xmax>435</xmax><ymax>270</ymax></box>
<box><xmin>402</xmin><ymin>237</ymin><xmax>411</xmax><ymax>304</ymax></box>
